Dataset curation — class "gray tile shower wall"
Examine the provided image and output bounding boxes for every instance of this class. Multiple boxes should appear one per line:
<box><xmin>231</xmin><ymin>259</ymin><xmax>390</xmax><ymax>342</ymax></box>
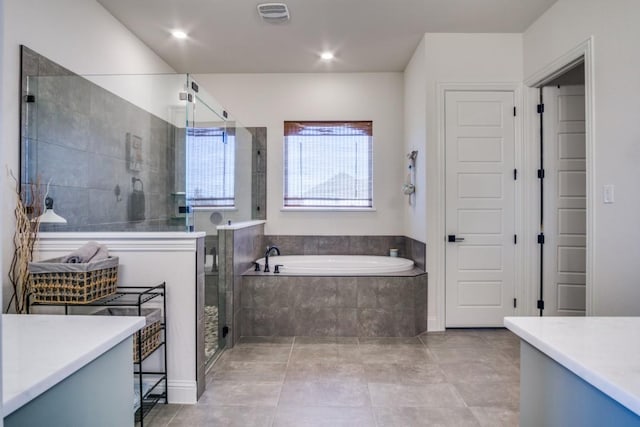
<box><xmin>20</xmin><ymin>46</ymin><xmax>177</xmax><ymax>231</ymax></box>
<box><xmin>219</xmin><ymin>223</ymin><xmax>266</xmax><ymax>347</ymax></box>
<box><xmin>249</xmin><ymin>127</ymin><xmax>267</xmax><ymax>220</ymax></box>
<box><xmin>262</xmin><ymin>235</ymin><xmax>426</xmax><ymax>269</ymax></box>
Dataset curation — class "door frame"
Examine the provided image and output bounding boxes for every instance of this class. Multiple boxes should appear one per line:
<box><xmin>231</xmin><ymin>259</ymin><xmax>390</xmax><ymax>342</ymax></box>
<box><xmin>523</xmin><ymin>37</ymin><xmax>595</xmax><ymax>316</ymax></box>
<box><xmin>432</xmin><ymin>82</ymin><xmax>524</xmax><ymax>331</ymax></box>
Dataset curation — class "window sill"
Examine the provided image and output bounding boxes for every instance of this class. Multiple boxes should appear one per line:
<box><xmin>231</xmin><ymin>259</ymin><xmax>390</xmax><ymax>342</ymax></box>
<box><xmin>281</xmin><ymin>207</ymin><xmax>377</xmax><ymax>212</ymax></box>
<box><xmin>192</xmin><ymin>207</ymin><xmax>237</xmax><ymax>212</ymax></box>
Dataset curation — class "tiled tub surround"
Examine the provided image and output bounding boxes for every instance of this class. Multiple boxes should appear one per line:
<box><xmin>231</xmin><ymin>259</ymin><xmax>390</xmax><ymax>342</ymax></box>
<box><xmin>240</xmin><ymin>271</ymin><xmax>428</xmax><ymax>337</ymax></box>
<box><xmin>219</xmin><ymin>232</ymin><xmax>427</xmax><ymax>344</ymax></box>
<box><xmin>263</xmin><ymin>235</ymin><xmax>426</xmax><ymax>270</ymax></box>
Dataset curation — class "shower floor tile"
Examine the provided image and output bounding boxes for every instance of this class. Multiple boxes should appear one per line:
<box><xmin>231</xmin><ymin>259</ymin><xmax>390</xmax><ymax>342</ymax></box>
<box><xmin>145</xmin><ymin>328</ymin><xmax>521</xmax><ymax>427</ymax></box>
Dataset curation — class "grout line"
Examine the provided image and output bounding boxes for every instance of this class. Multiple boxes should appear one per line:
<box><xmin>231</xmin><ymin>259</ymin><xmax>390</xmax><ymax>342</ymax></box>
<box><xmin>366</xmin><ymin>381</ymin><xmax>380</xmax><ymax>427</ymax></box>
<box><xmin>418</xmin><ymin>334</ymin><xmax>428</xmax><ymax>346</ymax></box>
<box><xmin>164</xmin><ymin>405</ymin><xmax>183</xmax><ymax>427</ymax></box>
<box><xmin>269</xmin><ymin>337</ymin><xmax>295</xmax><ymax>427</ymax></box>
<box><xmin>360</xmin><ymin>336</ymin><xmax>381</xmax><ymax>427</ymax></box>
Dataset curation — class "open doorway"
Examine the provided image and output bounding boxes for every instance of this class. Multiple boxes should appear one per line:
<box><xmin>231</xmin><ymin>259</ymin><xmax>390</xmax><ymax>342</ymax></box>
<box><xmin>537</xmin><ymin>61</ymin><xmax>587</xmax><ymax>316</ymax></box>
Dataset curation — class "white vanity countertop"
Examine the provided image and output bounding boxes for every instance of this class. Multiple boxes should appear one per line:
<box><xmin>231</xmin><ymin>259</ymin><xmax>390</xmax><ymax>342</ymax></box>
<box><xmin>504</xmin><ymin>316</ymin><xmax>640</xmax><ymax>416</ymax></box>
<box><xmin>2</xmin><ymin>314</ymin><xmax>144</xmax><ymax>416</ymax></box>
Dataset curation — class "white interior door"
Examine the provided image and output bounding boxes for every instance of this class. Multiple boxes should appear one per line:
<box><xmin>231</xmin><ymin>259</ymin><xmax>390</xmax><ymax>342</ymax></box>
<box><xmin>445</xmin><ymin>91</ymin><xmax>516</xmax><ymax>327</ymax></box>
<box><xmin>542</xmin><ymin>85</ymin><xmax>586</xmax><ymax>316</ymax></box>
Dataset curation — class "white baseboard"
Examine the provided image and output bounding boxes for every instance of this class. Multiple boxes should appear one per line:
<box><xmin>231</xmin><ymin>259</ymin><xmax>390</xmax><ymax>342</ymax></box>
<box><xmin>168</xmin><ymin>380</ymin><xmax>198</xmax><ymax>404</ymax></box>
<box><xmin>427</xmin><ymin>315</ymin><xmax>445</xmax><ymax>332</ymax></box>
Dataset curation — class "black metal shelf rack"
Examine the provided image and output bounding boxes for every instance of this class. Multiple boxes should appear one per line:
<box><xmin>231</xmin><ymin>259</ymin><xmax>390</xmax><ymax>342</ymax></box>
<box><xmin>27</xmin><ymin>283</ymin><xmax>168</xmax><ymax>427</ymax></box>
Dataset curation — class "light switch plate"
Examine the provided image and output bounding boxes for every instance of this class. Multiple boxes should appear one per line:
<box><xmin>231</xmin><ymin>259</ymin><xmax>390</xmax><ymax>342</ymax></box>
<box><xmin>603</xmin><ymin>185</ymin><xmax>615</xmax><ymax>204</ymax></box>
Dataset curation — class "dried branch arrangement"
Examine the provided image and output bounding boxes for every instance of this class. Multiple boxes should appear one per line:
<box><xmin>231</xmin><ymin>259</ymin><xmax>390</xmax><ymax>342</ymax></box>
<box><xmin>6</xmin><ymin>169</ymin><xmax>43</xmax><ymax>313</ymax></box>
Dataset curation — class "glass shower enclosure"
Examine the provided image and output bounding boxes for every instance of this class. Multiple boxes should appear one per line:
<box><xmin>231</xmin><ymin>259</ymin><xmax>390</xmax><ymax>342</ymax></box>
<box><xmin>19</xmin><ymin>46</ymin><xmax>255</xmax><ymax>369</ymax></box>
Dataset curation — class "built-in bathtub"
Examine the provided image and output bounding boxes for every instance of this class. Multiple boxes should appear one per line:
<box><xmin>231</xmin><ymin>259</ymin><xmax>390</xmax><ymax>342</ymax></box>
<box><xmin>255</xmin><ymin>255</ymin><xmax>415</xmax><ymax>275</ymax></box>
<box><xmin>241</xmin><ymin>255</ymin><xmax>427</xmax><ymax>337</ymax></box>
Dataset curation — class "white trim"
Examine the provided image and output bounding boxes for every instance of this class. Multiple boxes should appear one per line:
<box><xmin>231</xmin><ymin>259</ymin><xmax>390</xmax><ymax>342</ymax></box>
<box><xmin>524</xmin><ymin>39</ymin><xmax>592</xmax><ymax>87</ymax></box>
<box><xmin>167</xmin><ymin>380</ymin><xmax>198</xmax><ymax>404</ymax></box>
<box><xmin>216</xmin><ymin>219</ymin><xmax>266</xmax><ymax>230</ymax></box>
<box><xmin>523</xmin><ymin>37</ymin><xmax>595</xmax><ymax>316</ymax></box>
<box><xmin>433</xmin><ymin>82</ymin><xmax>524</xmax><ymax>331</ymax></box>
<box><xmin>38</xmin><ymin>231</ymin><xmax>206</xmax><ymax>239</ymax></box>
<box><xmin>192</xmin><ymin>206</ymin><xmax>238</xmax><ymax>212</ymax></box>
<box><xmin>280</xmin><ymin>207</ymin><xmax>376</xmax><ymax>212</ymax></box>
<box><xmin>36</xmin><ymin>232</ymin><xmax>204</xmax><ymax>253</ymax></box>
<box><xmin>522</xmin><ymin>87</ymin><xmax>542</xmax><ymax>315</ymax></box>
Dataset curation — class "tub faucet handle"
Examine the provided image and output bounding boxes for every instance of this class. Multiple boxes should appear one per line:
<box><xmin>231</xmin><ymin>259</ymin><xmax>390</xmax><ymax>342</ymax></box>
<box><xmin>274</xmin><ymin>264</ymin><xmax>283</xmax><ymax>274</ymax></box>
<box><xmin>253</xmin><ymin>262</ymin><xmax>261</xmax><ymax>272</ymax></box>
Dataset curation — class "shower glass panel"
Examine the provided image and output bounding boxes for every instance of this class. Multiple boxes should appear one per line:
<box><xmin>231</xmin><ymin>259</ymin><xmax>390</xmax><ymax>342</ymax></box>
<box><xmin>184</xmin><ymin>77</ymin><xmax>228</xmax><ymax>365</ymax></box>
<box><xmin>20</xmin><ymin>47</ymin><xmax>258</xmax><ymax>233</ymax></box>
<box><xmin>20</xmin><ymin>48</ymin><xmax>263</xmax><ymax>370</ymax></box>
<box><xmin>20</xmin><ymin>66</ymin><xmax>190</xmax><ymax>231</ymax></box>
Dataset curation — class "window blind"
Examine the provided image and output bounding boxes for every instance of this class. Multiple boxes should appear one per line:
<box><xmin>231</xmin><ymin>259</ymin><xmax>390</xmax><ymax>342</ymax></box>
<box><xmin>284</xmin><ymin>121</ymin><xmax>373</xmax><ymax>208</ymax></box>
<box><xmin>186</xmin><ymin>127</ymin><xmax>235</xmax><ymax>207</ymax></box>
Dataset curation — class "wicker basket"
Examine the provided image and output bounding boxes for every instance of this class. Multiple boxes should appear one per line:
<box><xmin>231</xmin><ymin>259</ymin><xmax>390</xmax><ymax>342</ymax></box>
<box><xmin>94</xmin><ymin>307</ymin><xmax>162</xmax><ymax>363</ymax></box>
<box><xmin>28</xmin><ymin>256</ymin><xmax>119</xmax><ymax>304</ymax></box>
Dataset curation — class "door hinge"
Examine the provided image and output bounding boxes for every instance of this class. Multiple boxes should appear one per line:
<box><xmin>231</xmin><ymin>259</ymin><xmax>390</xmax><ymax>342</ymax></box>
<box><xmin>537</xmin><ymin>103</ymin><xmax>545</xmax><ymax>114</ymax></box>
<box><xmin>222</xmin><ymin>325</ymin><xmax>229</xmax><ymax>338</ymax></box>
<box><xmin>179</xmin><ymin>91</ymin><xmax>193</xmax><ymax>102</ymax></box>
<box><xmin>513</xmin><ymin>106</ymin><xmax>516</xmax><ymax>117</ymax></box>
<box><xmin>514</xmin><ymin>234</ymin><xmax>517</xmax><ymax>244</ymax></box>
<box><xmin>537</xmin><ymin>233</ymin><xmax>545</xmax><ymax>244</ymax></box>
<box><xmin>513</xmin><ymin>298</ymin><xmax>517</xmax><ymax>308</ymax></box>
<box><xmin>537</xmin><ymin>169</ymin><xmax>545</xmax><ymax>179</ymax></box>
<box><xmin>537</xmin><ymin>300</ymin><xmax>545</xmax><ymax>310</ymax></box>
<box><xmin>513</xmin><ymin>169</ymin><xmax>518</xmax><ymax>180</ymax></box>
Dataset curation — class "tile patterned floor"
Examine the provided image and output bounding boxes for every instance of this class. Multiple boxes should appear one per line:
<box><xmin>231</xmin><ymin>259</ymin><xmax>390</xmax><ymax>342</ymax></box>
<box><xmin>144</xmin><ymin>329</ymin><xmax>520</xmax><ymax>426</ymax></box>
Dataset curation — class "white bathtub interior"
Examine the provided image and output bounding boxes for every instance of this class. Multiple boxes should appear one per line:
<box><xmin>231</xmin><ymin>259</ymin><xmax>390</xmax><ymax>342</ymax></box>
<box><xmin>255</xmin><ymin>255</ymin><xmax>414</xmax><ymax>274</ymax></box>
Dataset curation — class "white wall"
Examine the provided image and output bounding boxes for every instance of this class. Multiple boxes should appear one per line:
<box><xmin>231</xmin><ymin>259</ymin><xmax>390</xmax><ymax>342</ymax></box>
<box><xmin>1</xmin><ymin>0</ymin><xmax>175</xmax><ymax>309</ymax></box>
<box><xmin>403</xmin><ymin>36</ymin><xmax>427</xmax><ymax>243</ymax></box>
<box><xmin>403</xmin><ymin>33</ymin><xmax>523</xmax><ymax>330</ymax></box>
<box><xmin>524</xmin><ymin>0</ymin><xmax>640</xmax><ymax>315</ymax></box>
<box><xmin>0</xmin><ymin>0</ymin><xmax>5</xmax><ymax>420</ymax></box>
<box><xmin>194</xmin><ymin>72</ymin><xmax>405</xmax><ymax>236</ymax></box>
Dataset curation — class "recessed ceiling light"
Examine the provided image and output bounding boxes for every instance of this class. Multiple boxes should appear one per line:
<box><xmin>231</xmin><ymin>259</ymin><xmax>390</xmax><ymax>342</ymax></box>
<box><xmin>320</xmin><ymin>51</ymin><xmax>334</xmax><ymax>61</ymax></box>
<box><xmin>171</xmin><ymin>30</ymin><xmax>188</xmax><ymax>39</ymax></box>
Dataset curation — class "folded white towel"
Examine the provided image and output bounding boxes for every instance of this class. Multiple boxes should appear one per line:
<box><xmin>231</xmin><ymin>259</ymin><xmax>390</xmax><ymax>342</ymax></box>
<box><xmin>91</xmin><ymin>244</ymin><xmax>109</xmax><ymax>262</ymax></box>
<box><xmin>63</xmin><ymin>241</ymin><xmax>109</xmax><ymax>263</ymax></box>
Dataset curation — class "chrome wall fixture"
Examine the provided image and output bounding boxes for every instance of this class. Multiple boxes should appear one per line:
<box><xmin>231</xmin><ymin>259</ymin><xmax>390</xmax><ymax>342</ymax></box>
<box><xmin>403</xmin><ymin>150</ymin><xmax>418</xmax><ymax>204</ymax></box>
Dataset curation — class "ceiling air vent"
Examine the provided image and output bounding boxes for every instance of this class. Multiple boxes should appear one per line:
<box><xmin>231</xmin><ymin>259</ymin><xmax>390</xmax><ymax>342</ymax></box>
<box><xmin>257</xmin><ymin>3</ymin><xmax>290</xmax><ymax>22</ymax></box>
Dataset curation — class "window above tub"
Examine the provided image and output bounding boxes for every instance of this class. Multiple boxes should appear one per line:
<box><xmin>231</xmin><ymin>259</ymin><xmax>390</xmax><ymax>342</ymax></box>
<box><xmin>283</xmin><ymin>121</ymin><xmax>373</xmax><ymax>210</ymax></box>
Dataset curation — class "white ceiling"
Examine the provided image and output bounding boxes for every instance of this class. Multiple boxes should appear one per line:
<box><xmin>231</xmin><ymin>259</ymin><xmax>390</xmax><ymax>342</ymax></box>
<box><xmin>97</xmin><ymin>0</ymin><xmax>557</xmax><ymax>74</ymax></box>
